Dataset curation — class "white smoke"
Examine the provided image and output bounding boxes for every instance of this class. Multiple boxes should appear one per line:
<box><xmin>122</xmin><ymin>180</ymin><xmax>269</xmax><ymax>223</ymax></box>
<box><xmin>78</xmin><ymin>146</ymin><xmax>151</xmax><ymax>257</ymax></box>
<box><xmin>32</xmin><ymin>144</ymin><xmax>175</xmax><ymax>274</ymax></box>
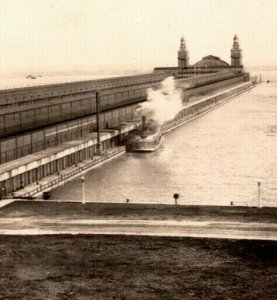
<box><xmin>136</xmin><ymin>77</ymin><xmax>184</xmax><ymax>125</ymax></box>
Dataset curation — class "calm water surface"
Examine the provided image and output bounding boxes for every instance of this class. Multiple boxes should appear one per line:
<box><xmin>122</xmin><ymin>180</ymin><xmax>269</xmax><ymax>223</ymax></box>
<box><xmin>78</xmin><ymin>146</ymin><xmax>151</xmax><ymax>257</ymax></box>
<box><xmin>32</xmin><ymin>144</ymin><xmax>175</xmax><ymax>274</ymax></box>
<box><xmin>52</xmin><ymin>71</ymin><xmax>277</xmax><ymax>207</ymax></box>
<box><xmin>0</xmin><ymin>74</ymin><xmax>127</xmax><ymax>90</ymax></box>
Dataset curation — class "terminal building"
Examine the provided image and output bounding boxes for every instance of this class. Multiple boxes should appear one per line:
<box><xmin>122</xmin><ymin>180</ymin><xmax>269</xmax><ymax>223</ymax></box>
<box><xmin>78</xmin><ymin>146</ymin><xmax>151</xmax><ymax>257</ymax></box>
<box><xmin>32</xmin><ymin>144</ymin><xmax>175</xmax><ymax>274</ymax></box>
<box><xmin>154</xmin><ymin>35</ymin><xmax>243</xmax><ymax>76</ymax></box>
<box><xmin>0</xmin><ymin>35</ymin><xmax>249</xmax><ymax>198</ymax></box>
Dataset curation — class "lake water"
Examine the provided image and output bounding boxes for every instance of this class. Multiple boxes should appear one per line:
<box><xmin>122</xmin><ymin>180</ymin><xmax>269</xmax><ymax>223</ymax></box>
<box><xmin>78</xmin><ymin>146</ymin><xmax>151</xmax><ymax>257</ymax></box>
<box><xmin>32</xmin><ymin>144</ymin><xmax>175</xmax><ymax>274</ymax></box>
<box><xmin>51</xmin><ymin>71</ymin><xmax>277</xmax><ymax>207</ymax></box>
<box><xmin>0</xmin><ymin>73</ymin><xmax>130</xmax><ymax>90</ymax></box>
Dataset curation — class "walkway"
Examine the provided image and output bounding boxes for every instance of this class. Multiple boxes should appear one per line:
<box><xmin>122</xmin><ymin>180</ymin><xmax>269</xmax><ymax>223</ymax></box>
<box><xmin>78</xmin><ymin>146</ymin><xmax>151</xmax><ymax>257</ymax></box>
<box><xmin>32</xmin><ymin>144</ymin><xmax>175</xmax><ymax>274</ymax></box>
<box><xmin>0</xmin><ymin>217</ymin><xmax>276</xmax><ymax>240</ymax></box>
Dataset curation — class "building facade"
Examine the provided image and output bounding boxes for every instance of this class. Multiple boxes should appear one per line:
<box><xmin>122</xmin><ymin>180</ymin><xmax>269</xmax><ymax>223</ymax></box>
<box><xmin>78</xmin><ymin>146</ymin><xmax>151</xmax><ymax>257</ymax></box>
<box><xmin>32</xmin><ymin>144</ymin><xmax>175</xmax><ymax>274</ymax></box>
<box><xmin>178</xmin><ymin>37</ymin><xmax>189</xmax><ymax>68</ymax></box>
<box><xmin>231</xmin><ymin>35</ymin><xmax>243</xmax><ymax>68</ymax></box>
<box><xmin>154</xmin><ymin>35</ymin><xmax>243</xmax><ymax>75</ymax></box>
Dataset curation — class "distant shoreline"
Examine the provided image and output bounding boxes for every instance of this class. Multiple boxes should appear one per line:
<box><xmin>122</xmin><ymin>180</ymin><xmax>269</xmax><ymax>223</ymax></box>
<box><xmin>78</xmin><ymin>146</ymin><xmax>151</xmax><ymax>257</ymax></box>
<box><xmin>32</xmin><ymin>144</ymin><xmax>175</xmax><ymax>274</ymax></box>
<box><xmin>246</xmin><ymin>66</ymin><xmax>277</xmax><ymax>71</ymax></box>
<box><xmin>1</xmin><ymin>66</ymin><xmax>277</xmax><ymax>77</ymax></box>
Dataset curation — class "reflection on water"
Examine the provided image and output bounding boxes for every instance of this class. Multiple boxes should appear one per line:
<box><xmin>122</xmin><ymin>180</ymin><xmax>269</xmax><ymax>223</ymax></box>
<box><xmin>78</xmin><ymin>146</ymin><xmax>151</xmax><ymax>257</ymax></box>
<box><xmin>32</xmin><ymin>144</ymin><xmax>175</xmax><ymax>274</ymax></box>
<box><xmin>52</xmin><ymin>71</ymin><xmax>277</xmax><ymax>207</ymax></box>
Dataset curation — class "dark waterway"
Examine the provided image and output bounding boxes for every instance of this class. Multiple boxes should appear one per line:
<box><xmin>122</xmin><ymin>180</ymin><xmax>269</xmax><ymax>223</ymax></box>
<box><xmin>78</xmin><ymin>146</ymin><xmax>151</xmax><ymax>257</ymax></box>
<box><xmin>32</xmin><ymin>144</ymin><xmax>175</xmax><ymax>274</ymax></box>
<box><xmin>52</xmin><ymin>71</ymin><xmax>277</xmax><ymax>207</ymax></box>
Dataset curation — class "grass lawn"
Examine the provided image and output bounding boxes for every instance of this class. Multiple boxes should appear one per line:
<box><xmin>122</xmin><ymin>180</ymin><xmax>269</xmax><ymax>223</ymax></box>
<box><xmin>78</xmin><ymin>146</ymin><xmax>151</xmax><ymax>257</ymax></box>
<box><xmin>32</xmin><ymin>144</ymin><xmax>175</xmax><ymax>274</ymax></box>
<box><xmin>1</xmin><ymin>201</ymin><xmax>277</xmax><ymax>223</ymax></box>
<box><xmin>0</xmin><ymin>235</ymin><xmax>276</xmax><ymax>300</ymax></box>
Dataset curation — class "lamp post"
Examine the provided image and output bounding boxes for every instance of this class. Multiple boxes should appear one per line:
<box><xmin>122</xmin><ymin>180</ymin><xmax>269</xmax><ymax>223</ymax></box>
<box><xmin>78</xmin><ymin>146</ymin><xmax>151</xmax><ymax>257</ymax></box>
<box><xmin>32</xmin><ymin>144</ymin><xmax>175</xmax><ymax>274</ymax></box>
<box><xmin>173</xmin><ymin>193</ymin><xmax>179</xmax><ymax>205</ymax></box>
<box><xmin>81</xmin><ymin>174</ymin><xmax>86</xmax><ymax>204</ymax></box>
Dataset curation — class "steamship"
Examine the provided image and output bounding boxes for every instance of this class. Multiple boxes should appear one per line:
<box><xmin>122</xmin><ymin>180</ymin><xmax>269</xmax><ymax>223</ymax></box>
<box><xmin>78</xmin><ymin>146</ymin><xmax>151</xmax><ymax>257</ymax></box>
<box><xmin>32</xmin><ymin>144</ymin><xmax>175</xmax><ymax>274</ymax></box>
<box><xmin>127</xmin><ymin>117</ymin><xmax>164</xmax><ymax>152</ymax></box>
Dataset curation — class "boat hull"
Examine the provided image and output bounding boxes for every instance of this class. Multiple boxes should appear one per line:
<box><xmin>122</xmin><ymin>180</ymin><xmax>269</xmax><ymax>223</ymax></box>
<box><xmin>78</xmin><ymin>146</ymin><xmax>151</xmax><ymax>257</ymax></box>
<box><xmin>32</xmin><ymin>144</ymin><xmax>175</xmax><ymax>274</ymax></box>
<box><xmin>127</xmin><ymin>130</ymin><xmax>164</xmax><ymax>152</ymax></box>
<box><xmin>131</xmin><ymin>135</ymin><xmax>164</xmax><ymax>152</ymax></box>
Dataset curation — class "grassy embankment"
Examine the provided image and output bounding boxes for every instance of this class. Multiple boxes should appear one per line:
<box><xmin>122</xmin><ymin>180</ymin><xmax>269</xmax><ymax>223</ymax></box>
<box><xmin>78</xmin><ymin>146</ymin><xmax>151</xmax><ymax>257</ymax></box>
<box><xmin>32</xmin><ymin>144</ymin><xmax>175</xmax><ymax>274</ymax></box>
<box><xmin>1</xmin><ymin>201</ymin><xmax>277</xmax><ymax>223</ymax></box>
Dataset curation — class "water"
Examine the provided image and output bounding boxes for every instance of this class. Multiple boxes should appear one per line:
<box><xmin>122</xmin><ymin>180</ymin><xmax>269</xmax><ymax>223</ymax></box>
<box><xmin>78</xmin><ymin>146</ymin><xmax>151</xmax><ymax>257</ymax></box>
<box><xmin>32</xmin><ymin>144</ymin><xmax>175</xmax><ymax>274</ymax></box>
<box><xmin>52</xmin><ymin>70</ymin><xmax>277</xmax><ymax>207</ymax></box>
<box><xmin>0</xmin><ymin>73</ymin><xmax>129</xmax><ymax>90</ymax></box>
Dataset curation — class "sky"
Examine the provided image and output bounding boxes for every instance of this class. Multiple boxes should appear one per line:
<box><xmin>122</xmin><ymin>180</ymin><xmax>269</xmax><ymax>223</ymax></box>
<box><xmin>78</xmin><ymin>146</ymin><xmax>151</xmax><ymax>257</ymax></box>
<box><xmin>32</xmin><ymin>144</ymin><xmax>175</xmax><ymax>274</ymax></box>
<box><xmin>0</xmin><ymin>0</ymin><xmax>276</xmax><ymax>73</ymax></box>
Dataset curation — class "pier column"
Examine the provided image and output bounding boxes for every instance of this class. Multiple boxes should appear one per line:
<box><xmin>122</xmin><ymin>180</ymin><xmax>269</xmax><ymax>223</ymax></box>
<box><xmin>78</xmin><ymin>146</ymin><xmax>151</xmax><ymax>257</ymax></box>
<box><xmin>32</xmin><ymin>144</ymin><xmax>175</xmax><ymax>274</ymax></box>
<box><xmin>96</xmin><ymin>91</ymin><xmax>102</xmax><ymax>155</ymax></box>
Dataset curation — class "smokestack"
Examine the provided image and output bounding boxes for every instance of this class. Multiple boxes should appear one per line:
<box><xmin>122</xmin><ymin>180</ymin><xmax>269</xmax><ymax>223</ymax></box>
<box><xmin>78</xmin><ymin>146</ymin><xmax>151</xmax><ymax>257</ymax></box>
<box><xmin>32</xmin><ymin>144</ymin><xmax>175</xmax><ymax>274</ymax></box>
<box><xmin>135</xmin><ymin>77</ymin><xmax>183</xmax><ymax>126</ymax></box>
<box><xmin>142</xmin><ymin>116</ymin><xmax>146</xmax><ymax>130</ymax></box>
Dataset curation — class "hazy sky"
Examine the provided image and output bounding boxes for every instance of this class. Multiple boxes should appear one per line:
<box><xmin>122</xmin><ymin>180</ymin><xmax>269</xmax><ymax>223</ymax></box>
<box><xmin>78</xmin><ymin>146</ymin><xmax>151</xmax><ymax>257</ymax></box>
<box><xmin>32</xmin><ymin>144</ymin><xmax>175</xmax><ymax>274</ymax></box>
<box><xmin>0</xmin><ymin>0</ymin><xmax>276</xmax><ymax>72</ymax></box>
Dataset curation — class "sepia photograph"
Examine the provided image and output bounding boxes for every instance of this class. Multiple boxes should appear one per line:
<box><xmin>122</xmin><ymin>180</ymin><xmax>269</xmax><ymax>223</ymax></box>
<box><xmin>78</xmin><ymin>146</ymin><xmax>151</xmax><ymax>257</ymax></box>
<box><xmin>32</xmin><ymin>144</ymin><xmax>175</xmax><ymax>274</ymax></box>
<box><xmin>0</xmin><ymin>0</ymin><xmax>276</xmax><ymax>299</ymax></box>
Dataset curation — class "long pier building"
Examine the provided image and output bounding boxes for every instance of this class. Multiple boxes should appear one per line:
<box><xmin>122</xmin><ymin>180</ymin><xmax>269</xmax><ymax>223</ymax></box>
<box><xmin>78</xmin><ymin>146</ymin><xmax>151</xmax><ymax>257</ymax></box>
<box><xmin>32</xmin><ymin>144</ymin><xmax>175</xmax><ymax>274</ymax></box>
<box><xmin>0</xmin><ymin>35</ymin><xmax>253</xmax><ymax>198</ymax></box>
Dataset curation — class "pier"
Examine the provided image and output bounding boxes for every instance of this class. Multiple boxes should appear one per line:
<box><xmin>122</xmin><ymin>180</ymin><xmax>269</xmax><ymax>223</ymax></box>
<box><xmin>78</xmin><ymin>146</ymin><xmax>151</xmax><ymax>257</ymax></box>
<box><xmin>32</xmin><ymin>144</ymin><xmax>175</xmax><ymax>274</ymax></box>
<box><xmin>1</xmin><ymin>1</ymin><xmax>276</xmax><ymax>299</ymax></box>
<box><xmin>0</xmin><ymin>70</ymin><xmax>251</xmax><ymax>198</ymax></box>
<box><xmin>0</xmin><ymin>32</ymin><xmax>254</xmax><ymax>199</ymax></box>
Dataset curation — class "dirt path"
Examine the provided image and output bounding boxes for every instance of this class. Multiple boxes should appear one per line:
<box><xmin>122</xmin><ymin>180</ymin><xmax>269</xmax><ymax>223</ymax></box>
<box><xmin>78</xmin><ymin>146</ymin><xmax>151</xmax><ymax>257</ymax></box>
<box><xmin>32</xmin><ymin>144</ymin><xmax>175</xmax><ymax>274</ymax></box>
<box><xmin>0</xmin><ymin>217</ymin><xmax>276</xmax><ymax>240</ymax></box>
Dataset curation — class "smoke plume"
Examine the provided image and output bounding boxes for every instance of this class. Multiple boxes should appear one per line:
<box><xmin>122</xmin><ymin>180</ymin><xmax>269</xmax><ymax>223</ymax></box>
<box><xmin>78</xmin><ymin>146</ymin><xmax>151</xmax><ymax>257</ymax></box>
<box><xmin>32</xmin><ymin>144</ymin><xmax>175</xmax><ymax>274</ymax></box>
<box><xmin>136</xmin><ymin>76</ymin><xmax>183</xmax><ymax>125</ymax></box>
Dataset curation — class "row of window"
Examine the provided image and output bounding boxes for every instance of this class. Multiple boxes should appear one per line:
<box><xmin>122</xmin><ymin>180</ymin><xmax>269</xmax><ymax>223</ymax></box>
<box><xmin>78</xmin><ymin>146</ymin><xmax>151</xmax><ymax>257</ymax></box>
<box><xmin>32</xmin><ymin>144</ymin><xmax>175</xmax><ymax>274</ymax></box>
<box><xmin>0</xmin><ymin>106</ymin><xmax>134</xmax><ymax>164</ymax></box>
<box><xmin>0</xmin><ymin>136</ymin><xmax>120</xmax><ymax>196</ymax></box>
<box><xmin>0</xmin><ymin>90</ymin><xmax>142</xmax><ymax>137</ymax></box>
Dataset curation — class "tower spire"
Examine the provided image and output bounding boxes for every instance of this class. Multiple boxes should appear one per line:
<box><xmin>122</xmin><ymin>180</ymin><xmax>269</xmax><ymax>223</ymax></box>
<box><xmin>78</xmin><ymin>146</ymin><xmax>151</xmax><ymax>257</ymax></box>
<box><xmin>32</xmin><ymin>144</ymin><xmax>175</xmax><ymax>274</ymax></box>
<box><xmin>231</xmin><ymin>34</ymin><xmax>242</xmax><ymax>69</ymax></box>
<box><xmin>178</xmin><ymin>36</ymin><xmax>189</xmax><ymax>68</ymax></box>
<box><xmin>180</xmin><ymin>36</ymin><xmax>186</xmax><ymax>50</ymax></box>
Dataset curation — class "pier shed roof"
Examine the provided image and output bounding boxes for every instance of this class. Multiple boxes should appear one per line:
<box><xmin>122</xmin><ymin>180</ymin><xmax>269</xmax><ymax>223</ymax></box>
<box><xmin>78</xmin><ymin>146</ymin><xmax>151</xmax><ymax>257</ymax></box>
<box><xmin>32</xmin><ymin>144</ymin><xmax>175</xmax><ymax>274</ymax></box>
<box><xmin>194</xmin><ymin>55</ymin><xmax>230</xmax><ymax>68</ymax></box>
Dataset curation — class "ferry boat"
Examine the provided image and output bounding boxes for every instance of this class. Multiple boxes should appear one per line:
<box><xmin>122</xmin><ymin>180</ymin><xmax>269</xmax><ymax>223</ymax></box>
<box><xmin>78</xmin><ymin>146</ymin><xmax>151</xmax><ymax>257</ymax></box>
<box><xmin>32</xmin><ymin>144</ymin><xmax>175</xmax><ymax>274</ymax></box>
<box><xmin>26</xmin><ymin>74</ymin><xmax>37</xmax><ymax>79</ymax></box>
<box><xmin>129</xmin><ymin>129</ymin><xmax>163</xmax><ymax>152</ymax></box>
<box><xmin>127</xmin><ymin>117</ymin><xmax>164</xmax><ymax>152</ymax></box>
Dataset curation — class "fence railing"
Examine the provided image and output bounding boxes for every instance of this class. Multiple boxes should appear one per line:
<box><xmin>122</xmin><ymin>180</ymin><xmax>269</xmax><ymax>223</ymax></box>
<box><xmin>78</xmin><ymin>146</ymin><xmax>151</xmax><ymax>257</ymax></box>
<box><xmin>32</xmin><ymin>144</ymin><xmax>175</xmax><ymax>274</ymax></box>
<box><xmin>163</xmin><ymin>82</ymin><xmax>253</xmax><ymax>133</ymax></box>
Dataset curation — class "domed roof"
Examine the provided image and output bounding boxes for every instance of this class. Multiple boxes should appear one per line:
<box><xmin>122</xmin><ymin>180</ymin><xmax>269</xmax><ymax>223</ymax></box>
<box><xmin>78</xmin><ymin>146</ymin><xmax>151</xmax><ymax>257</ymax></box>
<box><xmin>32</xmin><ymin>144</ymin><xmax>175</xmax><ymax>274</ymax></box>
<box><xmin>193</xmin><ymin>55</ymin><xmax>230</xmax><ymax>68</ymax></box>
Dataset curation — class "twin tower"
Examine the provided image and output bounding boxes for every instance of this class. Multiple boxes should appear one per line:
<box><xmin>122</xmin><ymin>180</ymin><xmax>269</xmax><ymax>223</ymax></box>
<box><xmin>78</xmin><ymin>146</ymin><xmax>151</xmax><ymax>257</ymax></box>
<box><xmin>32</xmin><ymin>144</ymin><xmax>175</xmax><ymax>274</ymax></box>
<box><xmin>178</xmin><ymin>35</ymin><xmax>243</xmax><ymax>69</ymax></box>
